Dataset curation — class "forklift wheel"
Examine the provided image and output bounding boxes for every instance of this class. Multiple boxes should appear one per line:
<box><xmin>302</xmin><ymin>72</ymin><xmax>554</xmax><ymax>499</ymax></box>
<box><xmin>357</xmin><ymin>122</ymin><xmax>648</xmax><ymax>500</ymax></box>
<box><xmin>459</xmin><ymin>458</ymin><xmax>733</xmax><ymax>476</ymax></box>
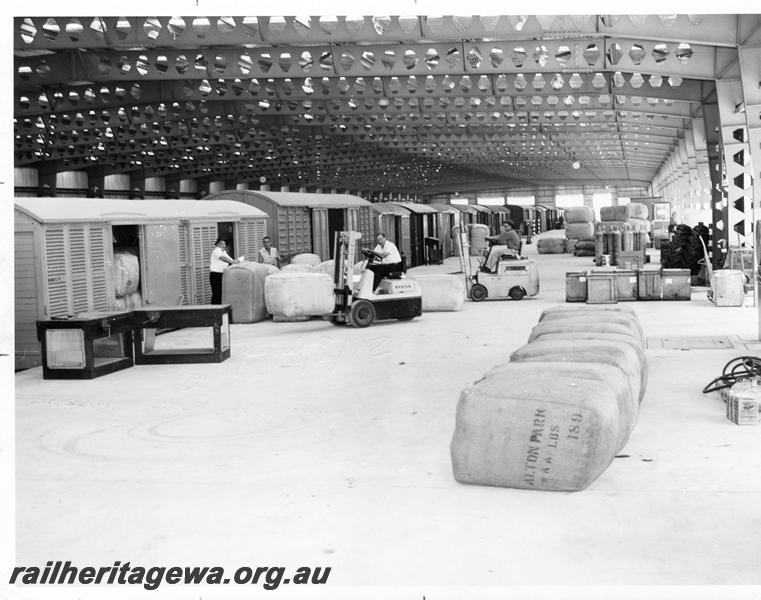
<box><xmin>328</xmin><ymin>315</ymin><xmax>345</xmax><ymax>326</ymax></box>
<box><xmin>509</xmin><ymin>286</ymin><xmax>526</xmax><ymax>301</ymax></box>
<box><xmin>470</xmin><ymin>284</ymin><xmax>488</xmax><ymax>302</ymax></box>
<box><xmin>348</xmin><ymin>299</ymin><xmax>376</xmax><ymax>328</ymax></box>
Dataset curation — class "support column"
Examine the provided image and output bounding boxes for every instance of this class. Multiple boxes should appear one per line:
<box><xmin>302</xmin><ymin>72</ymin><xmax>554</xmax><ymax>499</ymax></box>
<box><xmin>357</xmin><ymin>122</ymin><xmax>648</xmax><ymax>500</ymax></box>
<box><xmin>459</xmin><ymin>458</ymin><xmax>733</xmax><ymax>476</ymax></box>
<box><xmin>85</xmin><ymin>167</ymin><xmax>105</xmax><ymax>198</ymax></box>
<box><xmin>581</xmin><ymin>187</ymin><xmax>593</xmax><ymax>210</ymax></box>
<box><xmin>702</xmin><ymin>101</ymin><xmax>726</xmax><ymax>269</ymax></box>
<box><xmin>165</xmin><ymin>173</ymin><xmax>181</xmax><ymax>199</ymax></box>
<box><xmin>534</xmin><ymin>188</ymin><xmax>556</xmax><ymax>209</ymax></box>
<box><xmin>716</xmin><ymin>79</ymin><xmax>752</xmax><ymax>249</ymax></box>
<box><xmin>738</xmin><ymin>45</ymin><xmax>761</xmax><ymax>330</ymax></box>
<box><xmin>129</xmin><ymin>171</ymin><xmax>146</xmax><ymax>199</ymax></box>
<box><xmin>37</xmin><ymin>163</ymin><xmax>57</xmax><ymax>196</ymax></box>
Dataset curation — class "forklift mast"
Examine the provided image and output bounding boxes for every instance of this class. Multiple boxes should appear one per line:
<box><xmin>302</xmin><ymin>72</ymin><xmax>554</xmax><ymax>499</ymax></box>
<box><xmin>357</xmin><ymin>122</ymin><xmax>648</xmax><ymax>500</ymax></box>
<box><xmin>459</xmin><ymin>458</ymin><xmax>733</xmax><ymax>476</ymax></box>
<box><xmin>332</xmin><ymin>231</ymin><xmax>362</xmax><ymax>290</ymax></box>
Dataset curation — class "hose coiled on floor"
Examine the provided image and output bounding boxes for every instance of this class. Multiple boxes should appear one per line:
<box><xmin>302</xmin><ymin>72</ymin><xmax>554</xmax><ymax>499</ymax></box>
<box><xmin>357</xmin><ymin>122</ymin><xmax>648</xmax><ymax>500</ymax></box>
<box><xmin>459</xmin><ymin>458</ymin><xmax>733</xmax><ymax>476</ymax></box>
<box><xmin>702</xmin><ymin>356</ymin><xmax>761</xmax><ymax>394</ymax></box>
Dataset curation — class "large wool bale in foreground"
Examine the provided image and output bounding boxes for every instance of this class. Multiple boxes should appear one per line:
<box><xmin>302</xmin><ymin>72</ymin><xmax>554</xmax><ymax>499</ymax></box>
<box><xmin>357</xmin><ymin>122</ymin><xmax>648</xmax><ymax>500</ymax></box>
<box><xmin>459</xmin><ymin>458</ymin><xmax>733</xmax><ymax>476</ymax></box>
<box><xmin>565</xmin><ymin>222</ymin><xmax>595</xmax><ymax>240</ymax></box>
<box><xmin>112</xmin><ymin>251</ymin><xmax>140</xmax><ymax>297</ymax></box>
<box><xmin>564</xmin><ymin>206</ymin><xmax>595</xmax><ymax>224</ymax></box>
<box><xmin>290</xmin><ymin>253</ymin><xmax>322</xmax><ymax>267</ymax></box>
<box><xmin>451</xmin><ymin>362</ymin><xmax>624</xmax><ymax>491</ymax></box>
<box><xmin>469</xmin><ymin>224</ymin><xmax>491</xmax><ymax>256</ymax></box>
<box><xmin>510</xmin><ymin>339</ymin><xmax>644</xmax><ymax>404</ymax></box>
<box><xmin>281</xmin><ymin>263</ymin><xmax>315</xmax><ymax>273</ymax></box>
<box><xmin>222</xmin><ymin>262</ymin><xmax>279</xmax><ymax>323</ymax></box>
<box><xmin>408</xmin><ymin>273</ymin><xmax>466</xmax><ymax>311</ymax></box>
<box><xmin>537</xmin><ymin>237</ymin><xmax>566</xmax><ymax>254</ymax></box>
<box><xmin>264</xmin><ymin>272</ymin><xmax>335</xmax><ymax>318</ymax></box>
<box><xmin>600</xmin><ymin>203</ymin><xmax>648</xmax><ymax>222</ymax></box>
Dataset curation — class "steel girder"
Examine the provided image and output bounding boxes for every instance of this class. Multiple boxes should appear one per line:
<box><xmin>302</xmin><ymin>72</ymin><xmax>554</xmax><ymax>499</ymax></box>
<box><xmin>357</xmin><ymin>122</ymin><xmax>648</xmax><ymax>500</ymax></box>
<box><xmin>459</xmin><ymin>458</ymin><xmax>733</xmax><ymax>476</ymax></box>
<box><xmin>14</xmin><ymin>39</ymin><xmax>722</xmax><ymax>89</ymax></box>
<box><xmin>14</xmin><ymin>16</ymin><xmax>745</xmax><ymax>49</ymax></box>
<box><xmin>13</xmin><ymin>14</ymin><xmax>753</xmax><ymax>193</ymax></box>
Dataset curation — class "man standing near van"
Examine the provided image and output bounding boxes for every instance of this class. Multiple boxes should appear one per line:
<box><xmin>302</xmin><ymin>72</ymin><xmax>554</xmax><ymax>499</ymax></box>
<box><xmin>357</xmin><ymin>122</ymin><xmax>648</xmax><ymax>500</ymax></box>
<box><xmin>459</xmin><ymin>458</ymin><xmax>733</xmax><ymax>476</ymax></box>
<box><xmin>258</xmin><ymin>236</ymin><xmax>281</xmax><ymax>268</ymax></box>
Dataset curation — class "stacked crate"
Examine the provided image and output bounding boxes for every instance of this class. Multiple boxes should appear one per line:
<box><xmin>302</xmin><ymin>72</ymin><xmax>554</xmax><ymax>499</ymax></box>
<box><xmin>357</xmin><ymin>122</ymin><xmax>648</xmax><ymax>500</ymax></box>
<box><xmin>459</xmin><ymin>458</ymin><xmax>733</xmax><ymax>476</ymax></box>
<box><xmin>451</xmin><ymin>305</ymin><xmax>647</xmax><ymax>492</ymax></box>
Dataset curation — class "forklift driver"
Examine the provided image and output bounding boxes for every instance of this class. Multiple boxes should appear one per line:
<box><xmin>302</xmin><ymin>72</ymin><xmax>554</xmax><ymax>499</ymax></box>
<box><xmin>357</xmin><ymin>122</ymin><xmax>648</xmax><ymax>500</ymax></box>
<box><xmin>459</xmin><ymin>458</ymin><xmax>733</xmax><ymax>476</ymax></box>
<box><xmin>369</xmin><ymin>233</ymin><xmax>403</xmax><ymax>291</ymax></box>
<box><xmin>483</xmin><ymin>222</ymin><xmax>521</xmax><ymax>272</ymax></box>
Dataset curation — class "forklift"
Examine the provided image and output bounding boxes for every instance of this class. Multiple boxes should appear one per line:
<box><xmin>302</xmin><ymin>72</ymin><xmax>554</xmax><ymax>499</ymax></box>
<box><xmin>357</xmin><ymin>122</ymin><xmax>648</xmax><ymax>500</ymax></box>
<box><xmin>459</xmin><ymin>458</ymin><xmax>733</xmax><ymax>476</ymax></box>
<box><xmin>454</xmin><ymin>224</ymin><xmax>540</xmax><ymax>301</ymax></box>
<box><xmin>329</xmin><ymin>231</ymin><xmax>422</xmax><ymax>327</ymax></box>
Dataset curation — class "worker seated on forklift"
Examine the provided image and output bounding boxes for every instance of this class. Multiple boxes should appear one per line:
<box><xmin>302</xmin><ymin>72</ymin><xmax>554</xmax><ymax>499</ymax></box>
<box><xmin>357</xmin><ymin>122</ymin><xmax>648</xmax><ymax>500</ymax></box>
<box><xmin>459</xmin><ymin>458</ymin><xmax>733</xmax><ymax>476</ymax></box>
<box><xmin>368</xmin><ymin>233</ymin><xmax>403</xmax><ymax>291</ymax></box>
<box><xmin>482</xmin><ymin>223</ymin><xmax>522</xmax><ymax>273</ymax></box>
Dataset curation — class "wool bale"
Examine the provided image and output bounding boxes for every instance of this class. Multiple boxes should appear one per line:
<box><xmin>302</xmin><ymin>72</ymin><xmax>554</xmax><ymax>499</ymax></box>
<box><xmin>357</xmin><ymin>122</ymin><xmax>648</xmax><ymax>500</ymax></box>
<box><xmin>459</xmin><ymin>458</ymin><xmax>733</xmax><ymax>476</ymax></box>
<box><xmin>408</xmin><ymin>273</ymin><xmax>466</xmax><ymax>311</ymax></box>
<box><xmin>112</xmin><ymin>251</ymin><xmax>140</xmax><ymax>297</ymax></box>
<box><xmin>315</xmin><ymin>260</ymin><xmax>335</xmax><ymax>275</ymax></box>
<box><xmin>537</xmin><ymin>237</ymin><xmax>566</xmax><ymax>254</ymax></box>
<box><xmin>564</xmin><ymin>206</ymin><xmax>595</xmax><ymax>224</ymax></box>
<box><xmin>222</xmin><ymin>262</ymin><xmax>278</xmax><ymax>323</ymax></box>
<box><xmin>574</xmin><ymin>239</ymin><xmax>596</xmax><ymax>250</ymax></box>
<box><xmin>565</xmin><ymin>222</ymin><xmax>595</xmax><ymax>240</ymax></box>
<box><xmin>537</xmin><ymin>306</ymin><xmax>645</xmax><ymax>345</ymax></box>
<box><xmin>600</xmin><ymin>203</ymin><xmax>648</xmax><ymax>222</ymax></box>
<box><xmin>451</xmin><ymin>362</ymin><xmax>622</xmax><ymax>491</ymax></box>
<box><xmin>264</xmin><ymin>271</ymin><xmax>335</xmax><ymax>318</ymax></box>
<box><xmin>526</xmin><ymin>329</ymin><xmax>647</xmax><ymax>395</ymax></box>
<box><xmin>128</xmin><ymin>291</ymin><xmax>142</xmax><ymax>309</ymax></box>
<box><xmin>565</xmin><ymin>239</ymin><xmax>578</xmax><ymax>253</ymax></box>
<box><xmin>113</xmin><ymin>296</ymin><xmax>127</xmax><ymax>312</ymax></box>
<box><xmin>529</xmin><ymin>313</ymin><xmax>645</xmax><ymax>348</ymax></box>
<box><xmin>281</xmin><ymin>263</ymin><xmax>315</xmax><ymax>273</ymax></box>
<box><xmin>510</xmin><ymin>339</ymin><xmax>643</xmax><ymax>404</ymax></box>
<box><xmin>540</xmin><ymin>303</ymin><xmax>638</xmax><ymax>320</ymax></box>
<box><xmin>469</xmin><ymin>224</ymin><xmax>491</xmax><ymax>256</ymax></box>
<box><xmin>290</xmin><ymin>252</ymin><xmax>322</xmax><ymax>267</ymax></box>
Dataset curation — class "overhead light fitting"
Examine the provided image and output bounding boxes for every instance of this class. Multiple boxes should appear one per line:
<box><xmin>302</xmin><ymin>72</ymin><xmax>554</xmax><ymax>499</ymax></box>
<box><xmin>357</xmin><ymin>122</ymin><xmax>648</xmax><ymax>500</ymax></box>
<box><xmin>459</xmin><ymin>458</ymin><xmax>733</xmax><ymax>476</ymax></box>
<box><xmin>572</xmin><ymin>161</ymin><xmax>581</xmax><ymax>170</ymax></box>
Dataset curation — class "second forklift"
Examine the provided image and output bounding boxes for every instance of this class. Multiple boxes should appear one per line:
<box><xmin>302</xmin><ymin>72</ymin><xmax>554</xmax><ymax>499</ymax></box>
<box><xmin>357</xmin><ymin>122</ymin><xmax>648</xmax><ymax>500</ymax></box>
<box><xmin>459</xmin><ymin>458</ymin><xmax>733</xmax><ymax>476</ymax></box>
<box><xmin>455</xmin><ymin>224</ymin><xmax>540</xmax><ymax>301</ymax></box>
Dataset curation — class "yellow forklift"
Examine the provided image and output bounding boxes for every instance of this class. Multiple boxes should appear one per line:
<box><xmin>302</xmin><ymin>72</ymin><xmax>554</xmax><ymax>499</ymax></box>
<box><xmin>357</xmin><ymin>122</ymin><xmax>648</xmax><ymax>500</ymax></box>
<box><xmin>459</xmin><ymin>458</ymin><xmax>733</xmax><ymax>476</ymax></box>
<box><xmin>329</xmin><ymin>231</ymin><xmax>422</xmax><ymax>327</ymax></box>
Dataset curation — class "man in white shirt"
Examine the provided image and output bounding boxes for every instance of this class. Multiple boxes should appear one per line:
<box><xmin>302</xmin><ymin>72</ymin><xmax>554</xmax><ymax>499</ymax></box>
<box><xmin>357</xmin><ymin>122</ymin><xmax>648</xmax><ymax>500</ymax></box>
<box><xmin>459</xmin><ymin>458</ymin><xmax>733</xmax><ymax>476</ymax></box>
<box><xmin>369</xmin><ymin>233</ymin><xmax>403</xmax><ymax>290</ymax></box>
<box><xmin>209</xmin><ymin>238</ymin><xmax>237</xmax><ymax>304</ymax></box>
<box><xmin>258</xmin><ymin>236</ymin><xmax>281</xmax><ymax>268</ymax></box>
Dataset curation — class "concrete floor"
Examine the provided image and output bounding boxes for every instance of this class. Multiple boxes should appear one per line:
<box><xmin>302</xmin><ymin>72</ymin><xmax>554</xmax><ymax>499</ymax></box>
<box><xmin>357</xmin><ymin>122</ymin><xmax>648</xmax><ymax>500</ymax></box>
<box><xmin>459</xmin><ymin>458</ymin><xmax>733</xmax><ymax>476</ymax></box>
<box><xmin>12</xmin><ymin>233</ymin><xmax>761</xmax><ymax>597</ymax></box>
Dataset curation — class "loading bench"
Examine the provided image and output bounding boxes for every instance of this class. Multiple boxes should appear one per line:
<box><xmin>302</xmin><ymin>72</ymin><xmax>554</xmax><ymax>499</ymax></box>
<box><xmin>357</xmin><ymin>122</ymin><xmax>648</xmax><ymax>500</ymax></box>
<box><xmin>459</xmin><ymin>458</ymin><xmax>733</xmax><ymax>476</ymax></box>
<box><xmin>131</xmin><ymin>305</ymin><xmax>231</xmax><ymax>365</ymax></box>
<box><xmin>36</xmin><ymin>304</ymin><xmax>232</xmax><ymax>378</ymax></box>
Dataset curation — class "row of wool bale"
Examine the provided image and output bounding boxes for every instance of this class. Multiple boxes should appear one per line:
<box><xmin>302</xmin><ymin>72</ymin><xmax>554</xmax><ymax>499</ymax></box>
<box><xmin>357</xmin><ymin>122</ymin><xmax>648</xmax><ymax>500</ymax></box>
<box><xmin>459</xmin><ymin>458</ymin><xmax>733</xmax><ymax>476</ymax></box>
<box><xmin>222</xmin><ymin>252</ymin><xmax>335</xmax><ymax>322</ymax></box>
<box><xmin>111</xmin><ymin>250</ymin><xmax>143</xmax><ymax>311</ymax></box>
<box><xmin>223</xmin><ymin>252</ymin><xmax>467</xmax><ymax>322</ymax></box>
<box><xmin>451</xmin><ymin>305</ymin><xmax>647</xmax><ymax>492</ymax></box>
<box><xmin>563</xmin><ymin>206</ymin><xmax>596</xmax><ymax>241</ymax></box>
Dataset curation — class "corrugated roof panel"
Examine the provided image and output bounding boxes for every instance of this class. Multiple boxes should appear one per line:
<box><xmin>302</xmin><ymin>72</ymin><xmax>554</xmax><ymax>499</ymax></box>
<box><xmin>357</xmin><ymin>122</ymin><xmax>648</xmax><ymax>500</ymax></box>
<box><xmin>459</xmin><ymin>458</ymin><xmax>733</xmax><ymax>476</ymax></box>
<box><xmin>371</xmin><ymin>202</ymin><xmax>412</xmax><ymax>216</ymax></box>
<box><xmin>204</xmin><ymin>190</ymin><xmax>372</xmax><ymax>208</ymax></box>
<box><xmin>14</xmin><ymin>197</ymin><xmax>268</xmax><ymax>223</ymax></box>
<box><xmin>388</xmin><ymin>201</ymin><xmax>439</xmax><ymax>214</ymax></box>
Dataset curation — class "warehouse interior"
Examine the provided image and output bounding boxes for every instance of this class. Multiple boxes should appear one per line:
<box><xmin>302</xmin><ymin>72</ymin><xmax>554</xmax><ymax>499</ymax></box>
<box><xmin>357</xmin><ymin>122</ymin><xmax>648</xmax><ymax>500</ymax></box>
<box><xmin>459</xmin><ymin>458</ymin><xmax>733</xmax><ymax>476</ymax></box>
<box><xmin>6</xmin><ymin>9</ymin><xmax>761</xmax><ymax>599</ymax></box>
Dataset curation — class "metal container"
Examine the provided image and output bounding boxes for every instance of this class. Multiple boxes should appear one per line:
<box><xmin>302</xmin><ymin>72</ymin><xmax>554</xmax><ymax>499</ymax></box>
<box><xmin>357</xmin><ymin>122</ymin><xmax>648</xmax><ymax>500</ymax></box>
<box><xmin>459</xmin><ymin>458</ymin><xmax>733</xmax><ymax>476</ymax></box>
<box><xmin>637</xmin><ymin>268</ymin><xmax>662</xmax><ymax>301</ymax></box>
<box><xmin>661</xmin><ymin>268</ymin><xmax>691</xmax><ymax>301</ymax></box>
<box><xmin>586</xmin><ymin>272</ymin><xmax>617</xmax><ymax>304</ymax></box>
<box><xmin>565</xmin><ymin>271</ymin><xmax>588</xmax><ymax>302</ymax></box>
<box><xmin>613</xmin><ymin>269</ymin><xmax>638</xmax><ymax>302</ymax></box>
